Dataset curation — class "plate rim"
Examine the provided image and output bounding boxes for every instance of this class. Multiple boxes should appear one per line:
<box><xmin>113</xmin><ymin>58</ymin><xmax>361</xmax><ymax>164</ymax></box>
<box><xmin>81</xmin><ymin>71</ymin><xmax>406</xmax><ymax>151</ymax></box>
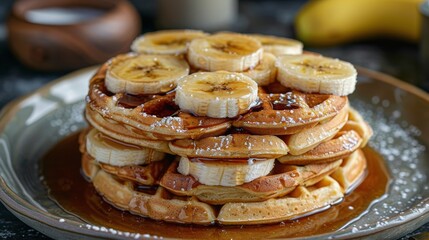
<box><xmin>0</xmin><ymin>66</ymin><xmax>428</xmax><ymax>239</ymax></box>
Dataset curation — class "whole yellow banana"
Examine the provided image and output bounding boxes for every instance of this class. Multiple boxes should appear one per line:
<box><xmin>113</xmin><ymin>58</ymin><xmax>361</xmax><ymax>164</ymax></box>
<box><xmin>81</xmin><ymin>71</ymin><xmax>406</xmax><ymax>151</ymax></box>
<box><xmin>295</xmin><ymin>0</ymin><xmax>424</xmax><ymax>46</ymax></box>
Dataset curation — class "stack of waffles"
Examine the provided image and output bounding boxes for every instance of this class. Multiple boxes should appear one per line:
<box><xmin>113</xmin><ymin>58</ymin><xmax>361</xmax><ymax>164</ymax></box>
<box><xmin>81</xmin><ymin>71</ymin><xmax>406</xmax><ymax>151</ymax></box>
<box><xmin>80</xmin><ymin>30</ymin><xmax>373</xmax><ymax>225</ymax></box>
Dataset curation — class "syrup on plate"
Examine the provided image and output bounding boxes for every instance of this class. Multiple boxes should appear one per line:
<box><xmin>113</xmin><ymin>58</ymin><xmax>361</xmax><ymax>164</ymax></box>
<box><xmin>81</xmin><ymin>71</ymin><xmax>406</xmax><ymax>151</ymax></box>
<box><xmin>41</xmin><ymin>131</ymin><xmax>389</xmax><ymax>239</ymax></box>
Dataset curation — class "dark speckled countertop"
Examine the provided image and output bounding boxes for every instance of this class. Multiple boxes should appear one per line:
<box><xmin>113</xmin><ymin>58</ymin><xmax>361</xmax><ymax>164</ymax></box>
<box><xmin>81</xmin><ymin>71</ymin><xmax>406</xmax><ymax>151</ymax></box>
<box><xmin>0</xmin><ymin>0</ymin><xmax>427</xmax><ymax>239</ymax></box>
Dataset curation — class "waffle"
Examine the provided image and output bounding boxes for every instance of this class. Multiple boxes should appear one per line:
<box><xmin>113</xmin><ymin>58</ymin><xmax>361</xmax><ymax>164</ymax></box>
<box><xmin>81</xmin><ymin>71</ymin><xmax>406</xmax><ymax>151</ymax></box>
<box><xmin>80</xmin><ymin>30</ymin><xmax>373</xmax><ymax>225</ymax></box>
<box><xmin>79</xmin><ymin>125</ymin><xmax>367</xmax><ymax>224</ymax></box>
<box><xmin>169</xmin><ymin>134</ymin><xmax>289</xmax><ymax>159</ymax></box>
<box><xmin>331</xmin><ymin>149</ymin><xmax>368</xmax><ymax>193</ymax></box>
<box><xmin>81</xmin><ymin>143</ymin><xmax>364</xmax><ymax>225</ymax></box>
<box><xmin>85</xmin><ymin>106</ymin><xmax>172</xmax><ymax>153</ymax></box>
<box><xmin>233</xmin><ymin>87</ymin><xmax>348</xmax><ymax>135</ymax></box>
<box><xmin>278</xmin><ymin>107</ymin><xmax>371</xmax><ymax>164</ymax></box>
<box><xmin>98</xmin><ymin>159</ymin><xmax>170</xmax><ymax>186</ymax></box>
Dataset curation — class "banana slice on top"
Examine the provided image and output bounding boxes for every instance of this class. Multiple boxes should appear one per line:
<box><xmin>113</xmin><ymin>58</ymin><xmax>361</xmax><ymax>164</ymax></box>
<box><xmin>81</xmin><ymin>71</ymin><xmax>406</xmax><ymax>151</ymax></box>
<box><xmin>250</xmin><ymin>34</ymin><xmax>303</xmax><ymax>56</ymax></box>
<box><xmin>131</xmin><ymin>29</ymin><xmax>207</xmax><ymax>55</ymax></box>
<box><xmin>106</xmin><ymin>53</ymin><xmax>189</xmax><ymax>95</ymax></box>
<box><xmin>242</xmin><ymin>53</ymin><xmax>277</xmax><ymax>86</ymax></box>
<box><xmin>187</xmin><ymin>32</ymin><xmax>263</xmax><ymax>72</ymax></box>
<box><xmin>177</xmin><ymin>157</ymin><xmax>275</xmax><ymax>187</ymax></box>
<box><xmin>276</xmin><ymin>54</ymin><xmax>357</xmax><ymax>96</ymax></box>
<box><xmin>175</xmin><ymin>71</ymin><xmax>258</xmax><ymax>118</ymax></box>
<box><xmin>86</xmin><ymin>129</ymin><xmax>165</xmax><ymax>166</ymax></box>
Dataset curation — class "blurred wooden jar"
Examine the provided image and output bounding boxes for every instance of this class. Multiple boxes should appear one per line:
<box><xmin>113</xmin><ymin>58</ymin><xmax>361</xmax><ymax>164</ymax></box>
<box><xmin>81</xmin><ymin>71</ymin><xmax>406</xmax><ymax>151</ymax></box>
<box><xmin>7</xmin><ymin>0</ymin><xmax>141</xmax><ymax>71</ymax></box>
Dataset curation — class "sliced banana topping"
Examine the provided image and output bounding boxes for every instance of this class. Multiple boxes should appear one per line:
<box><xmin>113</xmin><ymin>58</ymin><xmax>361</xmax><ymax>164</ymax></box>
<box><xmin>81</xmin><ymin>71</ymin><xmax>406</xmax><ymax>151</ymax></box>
<box><xmin>276</xmin><ymin>54</ymin><xmax>357</xmax><ymax>96</ymax></box>
<box><xmin>86</xmin><ymin>129</ymin><xmax>165</xmax><ymax>166</ymax></box>
<box><xmin>106</xmin><ymin>53</ymin><xmax>189</xmax><ymax>95</ymax></box>
<box><xmin>187</xmin><ymin>32</ymin><xmax>263</xmax><ymax>72</ymax></box>
<box><xmin>175</xmin><ymin>71</ymin><xmax>258</xmax><ymax>118</ymax></box>
<box><xmin>250</xmin><ymin>34</ymin><xmax>303</xmax><ymax>56</ymax></box>
<box><xmin>131</xmin><ymin>29</ymin><xmax>207</xmax><ymax>55</ymax></box>
<box><xmin>177</xmin><ymin>157</ymin><xmax>275</xmax><ymax>187</ymax></box>
<box><xmin>242</xmin><ymin>53</ymin><xmax>277</xmax><ymax>86</ymax></box>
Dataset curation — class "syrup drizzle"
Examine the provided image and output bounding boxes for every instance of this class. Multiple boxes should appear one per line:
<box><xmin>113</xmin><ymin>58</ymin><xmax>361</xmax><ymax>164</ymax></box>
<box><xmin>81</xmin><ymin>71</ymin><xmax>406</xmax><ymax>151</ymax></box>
<box><xmin>40</xmin><ymin>132</ymin><xmax>389</xmax><ymax>239</ymax></box>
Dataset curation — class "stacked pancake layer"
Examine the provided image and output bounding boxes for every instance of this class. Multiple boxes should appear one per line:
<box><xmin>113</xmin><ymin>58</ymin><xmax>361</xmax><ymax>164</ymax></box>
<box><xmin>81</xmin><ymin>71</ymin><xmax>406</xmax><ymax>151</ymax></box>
<box><xmin>80</xmin><ymin>30</ymin><xmax>372</xmax><ymax>225</ymax></box>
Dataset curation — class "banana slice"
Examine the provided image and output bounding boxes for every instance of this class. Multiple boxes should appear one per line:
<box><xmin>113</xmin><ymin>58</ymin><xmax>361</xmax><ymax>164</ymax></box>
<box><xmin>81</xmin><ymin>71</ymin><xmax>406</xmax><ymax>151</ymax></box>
<box><xmin>242</xmin><ymin>53</ymin><xmax>277</xmax><ymax>86</ymax></box>
<box><xmin>177</xmin><ymin>157</ymin><xmax>275</xmax><ymax>187</ymax></box>
<box><xmin>175</xmin><ymin>71</ymin><xmax>258</xmax><ymax>118</ymax></box>
<box><xmin>276</xmin><ymin>54</ymin><xmax>357</xmax><ymax>96</ymax></box>
<box><xmin>131</xmin><ymin>29</ymin><xmax>208</xmax><ymax>55</ymax></box>
<box><xmin>106</xmin><ymin>53</ymin><xmax>189</xmax><ymax>95</ymax></box>
<box><xmin>250</xmin><ymin>34</ymin><xmax>303</xmax><ymax>56</ymax></box>
<box><xmin>86</xmin><ymin>129</ymin><xmax>165</xmax><ymax>166</ymax></box>
<box><xmin>187</xmin><ymin>32</ymin><xmax>263</xmax><ymax>72</ymax></box>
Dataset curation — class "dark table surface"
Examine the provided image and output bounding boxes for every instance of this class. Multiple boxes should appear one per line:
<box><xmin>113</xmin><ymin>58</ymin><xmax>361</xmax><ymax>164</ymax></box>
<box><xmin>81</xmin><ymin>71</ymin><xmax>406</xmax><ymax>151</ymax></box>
<box><xmin>0</xmin><ymin>0</ymin><xmax>428</xmax><ymax>239</ymax></box>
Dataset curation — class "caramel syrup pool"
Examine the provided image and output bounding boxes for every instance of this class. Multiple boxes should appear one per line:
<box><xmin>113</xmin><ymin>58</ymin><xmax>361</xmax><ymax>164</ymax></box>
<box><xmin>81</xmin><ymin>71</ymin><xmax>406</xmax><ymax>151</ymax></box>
<box><xmin>40</xmin><ymin>132</ymin><xmax>390</xmax><ymax>239</ymax></box>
